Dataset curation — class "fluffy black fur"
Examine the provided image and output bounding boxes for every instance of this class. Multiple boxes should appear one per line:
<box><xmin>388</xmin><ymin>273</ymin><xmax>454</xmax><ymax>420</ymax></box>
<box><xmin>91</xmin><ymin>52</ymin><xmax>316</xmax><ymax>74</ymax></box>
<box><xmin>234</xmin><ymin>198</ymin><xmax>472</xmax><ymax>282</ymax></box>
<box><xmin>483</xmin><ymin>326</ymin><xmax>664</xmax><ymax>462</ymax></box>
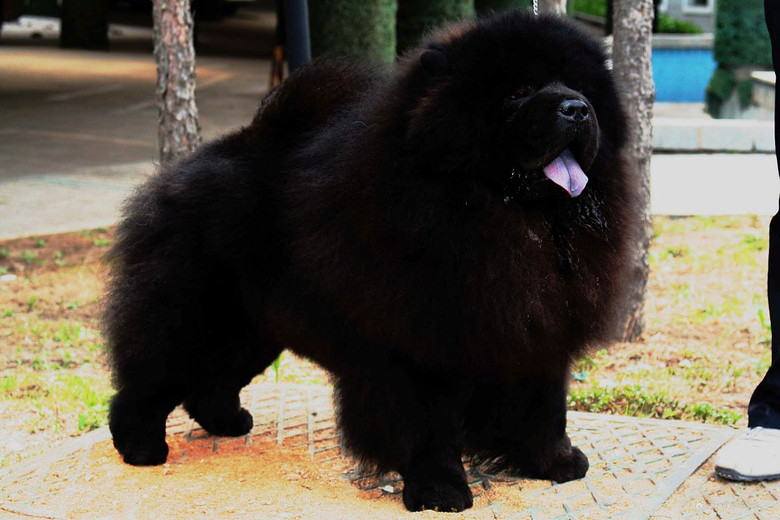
<box><xmin>104</xmin><ymin>12</ymin><xmax>637</xmax><ymax>513</ymax></box>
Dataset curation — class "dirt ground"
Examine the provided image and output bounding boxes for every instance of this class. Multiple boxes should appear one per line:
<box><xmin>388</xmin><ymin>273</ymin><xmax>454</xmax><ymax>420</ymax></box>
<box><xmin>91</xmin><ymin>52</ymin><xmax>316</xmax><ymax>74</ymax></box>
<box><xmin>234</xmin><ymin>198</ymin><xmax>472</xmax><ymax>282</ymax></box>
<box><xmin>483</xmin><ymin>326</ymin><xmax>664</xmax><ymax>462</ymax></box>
<box><xmin>2</xmin><ymin>430</ymin><xmax>569</xmax><ymax>520</ymax></box>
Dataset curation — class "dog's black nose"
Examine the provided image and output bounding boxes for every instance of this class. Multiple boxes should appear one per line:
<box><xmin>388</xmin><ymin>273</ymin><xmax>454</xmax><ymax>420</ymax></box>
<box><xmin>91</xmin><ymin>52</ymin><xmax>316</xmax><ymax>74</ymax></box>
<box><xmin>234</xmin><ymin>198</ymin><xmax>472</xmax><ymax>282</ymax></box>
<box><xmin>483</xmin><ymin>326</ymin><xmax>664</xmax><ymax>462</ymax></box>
<box><xmin>558</xmin><ymin>99</ymin><xmax>589</xmax><ymax>123</ymax></box>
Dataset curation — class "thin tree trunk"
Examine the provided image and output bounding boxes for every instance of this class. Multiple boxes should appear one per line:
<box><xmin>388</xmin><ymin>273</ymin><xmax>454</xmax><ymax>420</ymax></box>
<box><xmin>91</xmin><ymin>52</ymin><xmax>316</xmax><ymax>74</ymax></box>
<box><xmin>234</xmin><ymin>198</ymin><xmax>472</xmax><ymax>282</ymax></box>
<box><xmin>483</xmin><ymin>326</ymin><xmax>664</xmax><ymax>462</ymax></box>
<box><xmin>309</xmin><ymin>0</ymin><xmax>396</xmax><ymax>63</ymax></box>
<box><xmin>612</xmin><ymin>0</ymin><xmax>655</xmax><ymax>342</ymax></box>
<box><xmin>152</xmin><ymin>0</ymin><xmax>201</xmax><ymax>164</ymax></box>
<box><xmin>396</xmin><ymin>0</ymin><xmax>474</xmax><ymax>55</ymax></box>
<box><xmin>537</xmin><ymin>0</ymin><xmax>566</xmax><ymax>16</ymax></box>
<box><xmin>474</xmin><ymin>0</ymin><xmax>531</xmax><ymax>15</ymax></box>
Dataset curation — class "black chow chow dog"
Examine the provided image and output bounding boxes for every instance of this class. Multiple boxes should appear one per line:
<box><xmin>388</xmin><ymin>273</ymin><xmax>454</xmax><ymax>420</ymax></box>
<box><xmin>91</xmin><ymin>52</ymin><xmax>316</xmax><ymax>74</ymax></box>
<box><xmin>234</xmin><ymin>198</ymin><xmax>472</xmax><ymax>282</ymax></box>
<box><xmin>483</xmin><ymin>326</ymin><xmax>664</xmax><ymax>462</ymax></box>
<box><xmin>104</xmin><ymin>12</ymin><xmax>636</xmax><ymax>513</ymax></box>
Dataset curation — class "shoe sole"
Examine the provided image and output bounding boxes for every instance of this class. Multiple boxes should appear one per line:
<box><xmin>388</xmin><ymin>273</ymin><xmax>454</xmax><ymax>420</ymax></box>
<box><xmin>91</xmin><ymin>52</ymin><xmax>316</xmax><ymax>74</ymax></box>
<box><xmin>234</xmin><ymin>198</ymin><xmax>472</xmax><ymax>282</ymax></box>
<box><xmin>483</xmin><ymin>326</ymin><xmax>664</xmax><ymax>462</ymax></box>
<box><xmin>716</xmin><ymin>467</ymin><xmax>780</xmax><ymax>482</ymax></box>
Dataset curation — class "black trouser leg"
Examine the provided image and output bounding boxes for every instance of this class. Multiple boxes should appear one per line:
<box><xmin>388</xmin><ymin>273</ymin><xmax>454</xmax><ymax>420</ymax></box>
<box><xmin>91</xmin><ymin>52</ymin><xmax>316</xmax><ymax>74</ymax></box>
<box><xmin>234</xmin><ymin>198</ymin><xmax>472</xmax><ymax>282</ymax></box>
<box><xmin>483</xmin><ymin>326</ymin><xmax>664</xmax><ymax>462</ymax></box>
<box><xmin>749</xmin><ymin>213</ymin><xmax>780</xmax><ymax>427</ymax></box>
<box><xmin>749</xmin><ymin>1</ymin><xmax>780</xmax><ymax>428</ymax></box>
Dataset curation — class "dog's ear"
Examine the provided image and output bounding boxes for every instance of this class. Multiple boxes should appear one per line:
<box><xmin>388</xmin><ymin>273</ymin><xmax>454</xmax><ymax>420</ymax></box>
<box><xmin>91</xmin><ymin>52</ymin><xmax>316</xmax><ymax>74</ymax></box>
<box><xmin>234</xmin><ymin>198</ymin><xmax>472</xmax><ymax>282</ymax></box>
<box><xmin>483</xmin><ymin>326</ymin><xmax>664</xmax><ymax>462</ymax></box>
<box><xmin>420</xmin><ymin>44</ymin><xmax>449</xmax><ymax>77</ymax></box>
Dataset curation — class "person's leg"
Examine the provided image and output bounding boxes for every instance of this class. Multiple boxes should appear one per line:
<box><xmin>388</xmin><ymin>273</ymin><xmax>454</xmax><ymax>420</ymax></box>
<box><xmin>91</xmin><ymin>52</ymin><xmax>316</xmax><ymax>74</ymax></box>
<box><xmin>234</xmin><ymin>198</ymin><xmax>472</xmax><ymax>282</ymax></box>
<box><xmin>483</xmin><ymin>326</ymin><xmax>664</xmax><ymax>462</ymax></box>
<box><xmin>748</xmin><ymin>0</ymin><xmax>780</xmax><ymax>429</ymax></box>
<box><xmin>715</xmin><ymin>0</ymin><xmax>780</xmax><ymax>481</ymax></box>
<box><xmin>749</xmin><ymin>0</ymin><xmax>780</xmax><ymax>426</ymax></box>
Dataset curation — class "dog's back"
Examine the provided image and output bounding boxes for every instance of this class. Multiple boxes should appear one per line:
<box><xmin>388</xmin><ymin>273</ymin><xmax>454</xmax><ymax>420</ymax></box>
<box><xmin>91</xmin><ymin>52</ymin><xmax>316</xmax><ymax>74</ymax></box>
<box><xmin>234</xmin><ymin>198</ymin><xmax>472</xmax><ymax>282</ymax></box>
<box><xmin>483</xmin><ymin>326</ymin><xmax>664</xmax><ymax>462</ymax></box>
<box><xmin>102</xmin><ymin>60</ymin><xmax>384</xmax><ymax>465</ymax></box>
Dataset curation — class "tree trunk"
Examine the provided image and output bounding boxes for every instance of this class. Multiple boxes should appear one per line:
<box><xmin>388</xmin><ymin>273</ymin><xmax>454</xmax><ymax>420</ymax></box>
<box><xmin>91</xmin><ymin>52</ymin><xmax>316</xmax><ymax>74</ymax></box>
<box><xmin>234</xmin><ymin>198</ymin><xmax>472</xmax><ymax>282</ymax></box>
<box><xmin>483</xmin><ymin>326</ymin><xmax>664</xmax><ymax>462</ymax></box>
<box><xmin>612</xmin><ymin>0</ymin><xmax>655</xmax><ymax>342</ymax></box>
<box><xmin>537</xmin><ymin>0</ymin><xmax>566</xmax><ymax>16</ymax></box>
<box><xmin>152</xmin><ymin>0</ymin><xmax>201</xmax><ymax>164</ymax></box>
<box><xmin>308</xmin><ymin>0</ymin><xmax>396</xmax><ymax>63</ymax></box>
<box><xmin>396</xmin><ymin>0</ymin><xmax>474</xmax><ymax>55</ymax></box>
<box><xmin>475</xmin><ymin>0</ymin><xmax>531</xmax><ymax>15</ymax></box>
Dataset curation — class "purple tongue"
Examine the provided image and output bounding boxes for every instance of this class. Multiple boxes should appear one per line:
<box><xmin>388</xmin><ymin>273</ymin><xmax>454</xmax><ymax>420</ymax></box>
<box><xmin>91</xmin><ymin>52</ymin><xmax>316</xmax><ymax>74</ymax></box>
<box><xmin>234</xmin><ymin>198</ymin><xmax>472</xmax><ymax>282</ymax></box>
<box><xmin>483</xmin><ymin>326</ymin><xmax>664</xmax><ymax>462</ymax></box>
<box><xmin>542</xmin><ymin>149</ymin><xmax>588</xmax><ymax>198</ymax></box>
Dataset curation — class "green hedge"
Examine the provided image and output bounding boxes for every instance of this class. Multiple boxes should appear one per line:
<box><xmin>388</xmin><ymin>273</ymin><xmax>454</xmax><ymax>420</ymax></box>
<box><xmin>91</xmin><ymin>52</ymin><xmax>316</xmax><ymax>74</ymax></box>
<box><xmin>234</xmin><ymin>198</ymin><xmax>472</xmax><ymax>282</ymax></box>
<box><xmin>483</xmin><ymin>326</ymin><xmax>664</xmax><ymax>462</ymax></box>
<box><xmin>573</xmin><ymin>0</ymin><xmax>701</xmax><ymax>33</ymax></box>
<box><xmin>713</xmin><ymin>0</ymin><xmax>771</xmax><ymax>67</ymax></box>
<box><xmin>396</xmin><ymin>0</ymin><xmax>475</xmax><ymax>55</ymax></box>
<box><xmin>706</xmin><ymin>0</ymin><xmax>771</xmax><ymax>117</ymax></box>
<box><xmin>736</xmin><ymin>78</ymin><xmax>754</xmax><ymax>108</ymax></box>
<box><xmin>705</xmin><ymin>66</ymin><xmax>737</xmax><ymax>118</ymax></box>
<box><xmin>474</xmin><ymin>0</ymin><xmax>531</xmax><ymax>15</ymax></box>
<box><xmin>572</xmin><ymin>0</ymin><xmax>606</xmax><ymax>18</ymax></box>
<box><xmin>705</xmin><ymin>67</ymin><xmax>755</xmax><ymax>118</ymax></box>
<box><xmin>309</xmin><ymin>0</ymin><xmax>397</xmax><ymax>62</ymax></box>
<box><xmin>656</xmin><ymin>12</ymin><xmax>702</xmax><ymax>34</ymax></box>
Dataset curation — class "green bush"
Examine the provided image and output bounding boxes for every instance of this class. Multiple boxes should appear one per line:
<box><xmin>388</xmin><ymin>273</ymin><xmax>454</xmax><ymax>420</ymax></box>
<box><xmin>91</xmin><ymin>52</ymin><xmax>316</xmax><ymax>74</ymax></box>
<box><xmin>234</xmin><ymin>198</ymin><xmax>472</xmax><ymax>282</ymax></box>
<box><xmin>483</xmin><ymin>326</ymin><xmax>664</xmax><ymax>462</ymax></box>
<box><xmin>705</xmin><ymin>0</ymin><xmax>770</xmax><ymax>116</ymax></box>
<box><xmin>309</xmin><ymin>0</ymin><xmax>397</xmax><ymax>63</ymax></box>
<box><xmin>736</xmin><ymin>78</ymin><xmax>754</xmax><ymax>109</ymax></box>
<box><xmin>706</xmin><ymin>68</ymin><xmax>761</xmax><ymax>118</ymax></box>
<box><xmin>572</xmin><ymin>0</ymin><xmax>607</xmax><ymax>18</ymax></box>
<box><xmin>656</xmin><ymin>12</ymin><xmax>703</xmax><ymax>34</ymax></box>
<box><xmin>574</xmin><ymin>0</ymin><xmax>703</xmax><ymax>33</ymax></box>
<box><xmin>705</xmin><ymin>66</ymin><xmax>737</xmax><ymax>118</ymax></box>
<box><xmin>475</xmin><ymin>0</ymin><xmax>531</xmax><ymax>15</ymax></box>
<box><xmin>396</xmin><ymin>0</ymin><xmax>475</xmax><ymax>55</ymax></box>
<box><xmin>713</xmin><ymin>0</ymin><xmax>771</xmax><ymax>67</ymax></box>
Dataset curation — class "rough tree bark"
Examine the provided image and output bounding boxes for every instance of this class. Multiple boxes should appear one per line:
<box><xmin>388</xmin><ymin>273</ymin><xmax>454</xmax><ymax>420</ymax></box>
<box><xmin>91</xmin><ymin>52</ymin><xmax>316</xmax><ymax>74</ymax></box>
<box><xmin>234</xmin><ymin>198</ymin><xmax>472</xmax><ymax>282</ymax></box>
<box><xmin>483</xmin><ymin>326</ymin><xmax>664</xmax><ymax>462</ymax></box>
<box><xmin>308</xmin><ymin>0</ymin><xmax>396</xmax><ymax>63</ymax></box>
<box><xmin>474</xmin><ymin>0</ymin><xmax>532</xmax><ymax>14</ymax></box>
<box><xmin>612</xmin><ymin>0</ymin><xmax>655</xmax><ymax>342</ymax></box>
<box><xmin>396</xmin><ymin>0</ymin><xmax>474</xmax><ymax>55</ymax></box>
<box><xmin>152</xmin><ymin>0</ymin><xmax>202</xmax><ymax>164</ymax></box>
<box><xmin>537</xmin><ymin>0</ymin><xmax>566</xmax><ymax>16</ymax></box>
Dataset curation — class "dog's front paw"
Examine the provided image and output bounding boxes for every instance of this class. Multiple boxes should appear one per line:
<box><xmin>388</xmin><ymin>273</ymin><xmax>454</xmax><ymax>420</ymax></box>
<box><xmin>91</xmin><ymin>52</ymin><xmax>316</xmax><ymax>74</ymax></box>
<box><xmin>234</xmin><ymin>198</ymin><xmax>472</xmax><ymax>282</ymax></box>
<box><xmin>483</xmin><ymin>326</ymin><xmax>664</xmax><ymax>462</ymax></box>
<box><xmin>402</xmin><ymin>475</ymin><xmax>473</xmax><ymax>513</ymax></box>
<box><xmin>199</xmin><ymin>407</ymin><xmax>254</xmax><ymax>437</ymax></box>
<box><xmin>114</xmin><ymin>437</ymin><xmax>169</xmax><ymax>466</ymax></box>
<box><xmin>537</xmin><ymin>445</ymin><xmax>589</xmax><ymax>483</ymax></box>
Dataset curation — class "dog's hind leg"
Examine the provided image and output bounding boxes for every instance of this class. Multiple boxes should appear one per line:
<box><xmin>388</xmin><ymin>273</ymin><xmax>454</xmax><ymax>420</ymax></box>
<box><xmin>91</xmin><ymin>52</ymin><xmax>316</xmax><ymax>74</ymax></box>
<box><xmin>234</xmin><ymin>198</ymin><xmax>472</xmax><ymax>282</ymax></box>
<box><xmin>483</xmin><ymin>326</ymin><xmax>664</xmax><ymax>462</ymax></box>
<box><xmin>109</xmin><ymin>381</ymin><xmax>183</xmax><ymax>466</ymax></box>
<box><xmin>183</xmin><ymin>328</ymin><xmax>283</xmax><ymax>437</ymax></box>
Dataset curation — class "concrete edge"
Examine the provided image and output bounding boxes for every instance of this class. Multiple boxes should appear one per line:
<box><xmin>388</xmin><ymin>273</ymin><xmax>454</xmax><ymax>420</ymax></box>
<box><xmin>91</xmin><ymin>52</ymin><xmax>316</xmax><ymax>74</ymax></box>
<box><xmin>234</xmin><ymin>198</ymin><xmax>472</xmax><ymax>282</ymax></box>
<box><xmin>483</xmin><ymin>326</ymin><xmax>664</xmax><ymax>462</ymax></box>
<box><xmin>653</xmin><ymin>118</ymin><xmax>775</xmax><ymax>153</ymax></box>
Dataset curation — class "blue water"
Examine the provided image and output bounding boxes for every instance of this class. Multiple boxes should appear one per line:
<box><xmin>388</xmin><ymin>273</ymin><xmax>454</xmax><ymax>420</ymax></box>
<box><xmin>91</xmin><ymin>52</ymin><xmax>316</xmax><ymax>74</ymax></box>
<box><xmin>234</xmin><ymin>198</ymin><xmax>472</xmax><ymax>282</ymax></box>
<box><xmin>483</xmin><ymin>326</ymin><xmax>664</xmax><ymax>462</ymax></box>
<box><xmin>652</xmin><ymin>48</ymin><xmax>716</xmax><ymax>102</ymax></box>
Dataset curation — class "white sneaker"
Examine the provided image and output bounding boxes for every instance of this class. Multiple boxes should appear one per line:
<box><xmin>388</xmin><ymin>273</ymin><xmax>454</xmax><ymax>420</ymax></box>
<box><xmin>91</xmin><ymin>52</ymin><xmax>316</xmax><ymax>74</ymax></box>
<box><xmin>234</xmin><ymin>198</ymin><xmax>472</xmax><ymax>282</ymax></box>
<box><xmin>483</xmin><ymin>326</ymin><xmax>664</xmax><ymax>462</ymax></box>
<box><xmin>715</xmin><ymin>427</ymin><xmax>780</xmax><ymax>481</ymax></box>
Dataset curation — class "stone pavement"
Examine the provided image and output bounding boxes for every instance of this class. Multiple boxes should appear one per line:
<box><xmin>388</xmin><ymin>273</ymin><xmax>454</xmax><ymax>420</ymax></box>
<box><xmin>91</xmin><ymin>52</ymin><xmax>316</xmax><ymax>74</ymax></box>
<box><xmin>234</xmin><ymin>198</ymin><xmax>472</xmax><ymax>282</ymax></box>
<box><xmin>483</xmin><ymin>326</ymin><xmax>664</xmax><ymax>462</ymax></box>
<box><xmin>1</xmin><ymin>383</ymin><xmax>777</xmax><ymax>520</ymax></box>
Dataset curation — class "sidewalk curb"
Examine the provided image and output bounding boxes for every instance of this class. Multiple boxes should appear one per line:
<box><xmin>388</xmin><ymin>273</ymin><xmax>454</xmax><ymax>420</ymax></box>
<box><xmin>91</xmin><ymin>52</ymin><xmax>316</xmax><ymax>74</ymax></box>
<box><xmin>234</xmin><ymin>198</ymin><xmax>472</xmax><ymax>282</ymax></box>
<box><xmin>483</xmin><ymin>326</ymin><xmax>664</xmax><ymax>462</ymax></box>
<box><xmin>654</xmin><ymin>118</ymin><xmax>775</xmax><ymax>153</ymax></box>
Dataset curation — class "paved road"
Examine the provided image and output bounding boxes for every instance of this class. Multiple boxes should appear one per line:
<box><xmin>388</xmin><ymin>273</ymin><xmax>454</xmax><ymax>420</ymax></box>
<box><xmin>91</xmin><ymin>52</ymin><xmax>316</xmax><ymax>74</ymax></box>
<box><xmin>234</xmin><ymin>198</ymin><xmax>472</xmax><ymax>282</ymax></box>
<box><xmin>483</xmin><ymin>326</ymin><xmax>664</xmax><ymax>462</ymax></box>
<box><xmin>651</xmin><ymin>154</ymin><xmax>779</xmax><ymax>216</ymax></box>
<box><xmin>0</xmin><ymin>12</ymin><xmax>274</xmax><ymax>182</ymax></box>
<box><xmin>1</xmin><ymin>17</ymin><xmax>778</xmax><ymax>240</ymax></box>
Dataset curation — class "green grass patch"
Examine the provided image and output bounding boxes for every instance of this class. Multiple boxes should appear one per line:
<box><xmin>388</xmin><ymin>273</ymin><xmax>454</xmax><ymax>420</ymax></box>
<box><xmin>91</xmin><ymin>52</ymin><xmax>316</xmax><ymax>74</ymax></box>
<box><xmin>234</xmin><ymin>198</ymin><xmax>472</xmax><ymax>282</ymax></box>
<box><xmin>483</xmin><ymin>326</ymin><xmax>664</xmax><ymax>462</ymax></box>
<box><xmin>681</xmin><ymin>296</ymin><xmax>743</xmax><ymax>325</ymax></box>
<box><xmin>651</xmin><ymin>245</ymin><xmax>691</xmax><ymax>265</ymax></box>
<box><xmin>8</xmin><ymin>319</ymin><xmax>103</xmax><ymax>370</ymax></box>
<box><xmin>257</xmin><ymin>351</ymin><xmax>329</xmax><ymax>386</ymax></box>
<box><xmin>568</xmin><ymin>384</ymin><xmax>741</xmax><ymax>425</ymax></box>
<box><xmin>0</xmin><ymin>371</ymin><xmax>113</xmax><ymax>435</ymax></box>
<box><xmin>20</xmin><ymin>250</ymin><xmax>44</xmax><ymax>266</ymax></box>
<box><xmin>741</xmin><ymin>234</ymin><xmax>768</xmax><ymax>252</ymax></box>
<box><xmin>654</xmin><ymin>215</ymin><xmax>761</xmax><ymax>237</ymax></box>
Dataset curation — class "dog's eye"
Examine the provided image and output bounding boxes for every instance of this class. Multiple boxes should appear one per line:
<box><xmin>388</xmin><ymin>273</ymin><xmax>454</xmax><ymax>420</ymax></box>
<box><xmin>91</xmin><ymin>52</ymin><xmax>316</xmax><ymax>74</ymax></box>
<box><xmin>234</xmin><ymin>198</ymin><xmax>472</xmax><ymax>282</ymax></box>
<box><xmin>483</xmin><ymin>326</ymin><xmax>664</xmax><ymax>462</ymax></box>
<box><xmin>509</xmin><ymin>87</ymin><xmax>534</xmax><ymax>100</ymax></box>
